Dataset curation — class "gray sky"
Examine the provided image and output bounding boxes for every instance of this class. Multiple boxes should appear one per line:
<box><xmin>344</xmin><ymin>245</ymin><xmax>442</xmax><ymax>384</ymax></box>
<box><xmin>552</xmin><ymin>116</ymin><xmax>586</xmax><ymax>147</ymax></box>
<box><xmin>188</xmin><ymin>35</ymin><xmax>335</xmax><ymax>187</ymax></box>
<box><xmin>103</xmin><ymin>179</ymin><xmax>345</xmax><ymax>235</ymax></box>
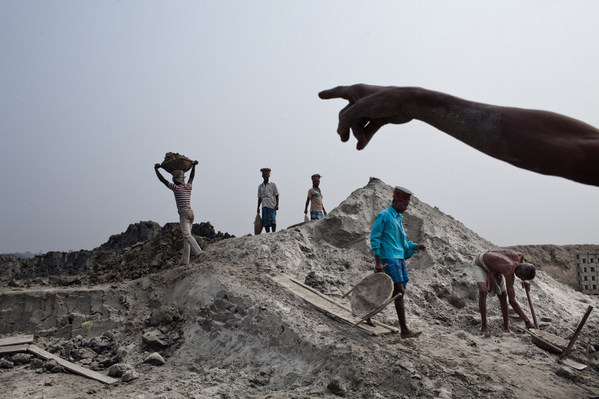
<box><xmin>2</xmin><ymin>1</ymin><xmax>598</xmax><ymax>253</ymax></box>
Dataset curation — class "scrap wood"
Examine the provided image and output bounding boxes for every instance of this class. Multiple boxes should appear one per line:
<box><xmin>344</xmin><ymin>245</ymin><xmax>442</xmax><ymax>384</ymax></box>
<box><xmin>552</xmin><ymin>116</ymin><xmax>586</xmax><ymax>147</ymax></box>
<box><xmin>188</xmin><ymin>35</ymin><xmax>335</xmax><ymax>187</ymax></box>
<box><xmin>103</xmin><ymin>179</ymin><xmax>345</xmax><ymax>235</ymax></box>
<box><xmin>0</xmin><ymin>343</ymin><xmax>30</xmax><ymax>354</ymax></box>
<box><xmin>27</xmin><ymin>344</ymin><xmax>118</xmax><ymax>385</ymax></box>
<box><xmin>0</xmin><ymin>338</ymin><xmax>118</xmax><ymax>385</ymax></box>
<box><xmin>0</xmin><ymin>334</ymin><xmax>34</xmax><ymax>347</ymax></box>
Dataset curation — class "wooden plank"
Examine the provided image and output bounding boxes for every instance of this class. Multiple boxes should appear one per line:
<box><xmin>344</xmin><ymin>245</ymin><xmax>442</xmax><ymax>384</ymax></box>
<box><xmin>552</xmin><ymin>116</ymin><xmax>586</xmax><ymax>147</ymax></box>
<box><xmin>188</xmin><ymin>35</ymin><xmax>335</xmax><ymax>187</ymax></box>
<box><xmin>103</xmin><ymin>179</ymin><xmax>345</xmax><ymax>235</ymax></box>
<box><xmin>27</xmin><ymin>344</ymin><xmax>118</xmax><ymax>385</ymax></box>
<box><xmin>0</xmin><ymin>343</ymin><xmax>30</xmax><ymax>354</ymax></box>
<box><xmin>514</xmin><ymin>326</ymin><xmax>568</xmax><ymax>353</ymax></box>
<box><xmin>288</xmin><ymin>277</ymin><xmax>353</xmax><ymax>313</ymax></box>
<box><xmin>287</xmin><ymin>277</ymin><xmax>399</xmax><ymax>332</ymax></box>
<box><xmin>0</xmin><ymin>335</ymin><xmax>34</xmax><ymax>347</ymax></box>
<box><xmin>271</xmin><ymin>275</ymin><xmax>398</xmax><ymax>335</ymax></box>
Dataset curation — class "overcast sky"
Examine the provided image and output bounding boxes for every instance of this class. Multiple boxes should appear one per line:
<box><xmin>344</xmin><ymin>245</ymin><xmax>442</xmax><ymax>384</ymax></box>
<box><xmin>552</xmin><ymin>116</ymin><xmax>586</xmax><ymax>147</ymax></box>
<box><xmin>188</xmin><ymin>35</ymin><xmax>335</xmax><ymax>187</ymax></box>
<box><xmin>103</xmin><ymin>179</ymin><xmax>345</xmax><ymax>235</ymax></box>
<box><xmin>2</xmin><ymin>1</ymin><xmax>598</xmax><ymax>254</ymax></box>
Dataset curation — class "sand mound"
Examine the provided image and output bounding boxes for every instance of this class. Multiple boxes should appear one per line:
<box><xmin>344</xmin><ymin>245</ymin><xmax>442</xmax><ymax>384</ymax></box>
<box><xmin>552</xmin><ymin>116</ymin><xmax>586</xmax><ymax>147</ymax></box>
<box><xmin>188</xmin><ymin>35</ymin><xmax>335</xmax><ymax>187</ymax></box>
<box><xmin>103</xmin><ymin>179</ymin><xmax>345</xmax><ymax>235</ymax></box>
<box><xmin>1</xmin><ymin>177</ymin><xmax>598</xmax><ymax>398</ymax></box>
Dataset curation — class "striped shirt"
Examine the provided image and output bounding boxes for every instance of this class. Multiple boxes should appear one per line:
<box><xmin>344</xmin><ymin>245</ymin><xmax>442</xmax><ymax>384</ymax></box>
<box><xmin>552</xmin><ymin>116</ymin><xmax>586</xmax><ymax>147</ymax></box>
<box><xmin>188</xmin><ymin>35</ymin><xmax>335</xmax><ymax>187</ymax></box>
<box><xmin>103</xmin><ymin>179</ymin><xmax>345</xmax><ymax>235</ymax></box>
<box><xmin>167</xmin><ymin>182</ymin><xmax>193</xmax><ymax>212</ymax></box>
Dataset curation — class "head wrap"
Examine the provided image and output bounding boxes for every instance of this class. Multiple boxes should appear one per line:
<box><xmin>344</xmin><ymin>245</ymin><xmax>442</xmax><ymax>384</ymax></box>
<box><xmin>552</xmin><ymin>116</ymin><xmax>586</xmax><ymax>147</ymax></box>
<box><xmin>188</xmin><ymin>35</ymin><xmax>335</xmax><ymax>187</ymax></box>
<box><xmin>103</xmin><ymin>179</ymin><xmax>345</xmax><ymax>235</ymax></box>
<box><xmin>311</xmin><ymin>174</ymin><xmax>321</xmax><ymax>181</ymax></box>
<box><xmin>260</xmin><ymin>168</ymin><xmax>271</xmax><ymax>175</ymax></box>
<box><xmin>393</xmin><ymin>186</ymin><xmax>413</xmax><ymax>201</ymax></box>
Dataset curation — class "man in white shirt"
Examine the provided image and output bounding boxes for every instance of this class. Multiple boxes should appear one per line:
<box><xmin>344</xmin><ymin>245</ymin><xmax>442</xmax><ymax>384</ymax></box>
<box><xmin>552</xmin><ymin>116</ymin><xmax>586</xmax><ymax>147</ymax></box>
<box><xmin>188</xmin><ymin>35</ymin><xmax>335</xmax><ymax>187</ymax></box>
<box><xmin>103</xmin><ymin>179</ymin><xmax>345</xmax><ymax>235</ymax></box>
<box><xmin>257</xmin><ymin>168</ymin><xmax>279</xmax><ymax>233</ymax></box>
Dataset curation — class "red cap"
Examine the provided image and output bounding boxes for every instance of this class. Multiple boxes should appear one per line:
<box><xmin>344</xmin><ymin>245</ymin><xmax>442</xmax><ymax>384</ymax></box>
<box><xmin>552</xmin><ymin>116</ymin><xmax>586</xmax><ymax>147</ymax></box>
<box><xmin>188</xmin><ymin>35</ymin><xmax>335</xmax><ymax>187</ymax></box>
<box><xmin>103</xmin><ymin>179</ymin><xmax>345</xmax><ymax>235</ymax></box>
<box><xmin>393</xmin><ymin>186</ymin><xmax>413</xmax><ymax>201</ymax></box>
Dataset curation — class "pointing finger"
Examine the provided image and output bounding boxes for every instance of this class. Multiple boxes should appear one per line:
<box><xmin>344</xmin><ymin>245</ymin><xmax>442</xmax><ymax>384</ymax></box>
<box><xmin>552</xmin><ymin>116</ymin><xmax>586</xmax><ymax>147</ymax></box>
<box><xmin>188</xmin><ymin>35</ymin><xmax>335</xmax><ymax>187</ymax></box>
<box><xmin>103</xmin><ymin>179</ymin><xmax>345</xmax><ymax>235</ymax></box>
<box><xmin>318</xmin><ymin>86</ymin><xmax>352</xmax><ymax>100</ymax></box>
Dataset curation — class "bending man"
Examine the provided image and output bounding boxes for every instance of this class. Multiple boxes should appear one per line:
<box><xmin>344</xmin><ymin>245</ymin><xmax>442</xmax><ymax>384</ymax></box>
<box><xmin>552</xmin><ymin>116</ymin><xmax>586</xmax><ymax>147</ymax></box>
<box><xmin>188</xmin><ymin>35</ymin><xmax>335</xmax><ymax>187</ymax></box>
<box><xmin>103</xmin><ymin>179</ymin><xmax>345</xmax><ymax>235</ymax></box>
<box><xmin>473</xmin><ymin>249</ymin><xmax>536</xmax><ymax>334</ymax></box>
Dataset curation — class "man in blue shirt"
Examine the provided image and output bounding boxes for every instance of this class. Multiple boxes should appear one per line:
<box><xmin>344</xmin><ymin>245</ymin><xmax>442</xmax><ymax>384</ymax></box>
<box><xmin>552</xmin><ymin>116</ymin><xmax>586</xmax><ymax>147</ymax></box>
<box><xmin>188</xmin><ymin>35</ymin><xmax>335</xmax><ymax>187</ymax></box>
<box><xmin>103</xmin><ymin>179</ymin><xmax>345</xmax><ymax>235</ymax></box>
<box><xmin>370</xmin><ymin>186</ymin><xmax>426</xmax><ymax>338</ymax></box>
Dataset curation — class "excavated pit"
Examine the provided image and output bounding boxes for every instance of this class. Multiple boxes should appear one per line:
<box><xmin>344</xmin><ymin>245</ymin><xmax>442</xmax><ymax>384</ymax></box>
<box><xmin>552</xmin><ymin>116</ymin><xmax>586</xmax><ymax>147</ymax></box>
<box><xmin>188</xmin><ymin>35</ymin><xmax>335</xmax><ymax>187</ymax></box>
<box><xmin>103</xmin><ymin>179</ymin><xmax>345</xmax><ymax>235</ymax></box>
<box><xmin>0</xmin><ymin>286</ymin><xmax>128</xmax><ymax>338</ymax></box>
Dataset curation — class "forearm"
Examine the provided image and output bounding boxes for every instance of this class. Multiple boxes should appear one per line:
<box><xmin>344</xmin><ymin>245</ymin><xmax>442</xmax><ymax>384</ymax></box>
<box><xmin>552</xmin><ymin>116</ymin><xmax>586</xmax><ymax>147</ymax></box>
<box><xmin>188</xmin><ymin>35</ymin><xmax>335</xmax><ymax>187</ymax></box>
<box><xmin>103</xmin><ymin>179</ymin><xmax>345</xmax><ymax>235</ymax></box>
<box><xmin>403</xmin><ymin>87</ymin><xmax>599</xmax><ymax>185</ymax></box>
<box><xmin>155</xmin><ymin>169</ymin><xmax>168</xmax><ymax>185</ymax></box>
<box><xmin>400</xmin><ymin>88</ymin><xmax>500</xmax><ymax>153</ymax></box>
<box><xmin>509</xmin><ymin>299</ymin><xmax>531</xmax><ymax>323</ymax></box>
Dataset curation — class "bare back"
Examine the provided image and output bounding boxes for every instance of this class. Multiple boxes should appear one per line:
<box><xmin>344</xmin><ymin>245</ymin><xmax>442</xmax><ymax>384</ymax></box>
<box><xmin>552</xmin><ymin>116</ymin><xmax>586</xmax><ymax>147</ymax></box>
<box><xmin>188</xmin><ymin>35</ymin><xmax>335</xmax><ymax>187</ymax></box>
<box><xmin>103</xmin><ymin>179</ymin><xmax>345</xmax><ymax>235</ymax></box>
<box><xmin>481</xmin><ymin>249</ymin><xmax>524</xmax><ymax>276</ymax></box>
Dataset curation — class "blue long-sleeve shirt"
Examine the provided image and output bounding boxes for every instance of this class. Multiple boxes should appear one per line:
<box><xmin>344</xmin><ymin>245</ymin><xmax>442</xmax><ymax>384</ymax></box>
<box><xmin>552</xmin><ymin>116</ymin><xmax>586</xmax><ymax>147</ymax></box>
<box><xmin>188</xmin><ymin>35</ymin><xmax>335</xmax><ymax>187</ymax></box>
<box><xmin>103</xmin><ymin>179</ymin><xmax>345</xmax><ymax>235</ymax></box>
<box><xmin>370</xmin><ymin>206</ymin><xmax>418</xmax><ymax>260</ymax></box>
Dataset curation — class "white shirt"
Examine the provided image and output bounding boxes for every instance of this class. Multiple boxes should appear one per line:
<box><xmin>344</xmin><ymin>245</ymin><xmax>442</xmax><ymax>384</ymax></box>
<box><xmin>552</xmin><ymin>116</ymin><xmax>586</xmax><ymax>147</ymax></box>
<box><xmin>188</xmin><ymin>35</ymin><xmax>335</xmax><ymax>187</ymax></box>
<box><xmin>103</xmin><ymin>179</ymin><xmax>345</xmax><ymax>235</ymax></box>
<box><xmin>258</xmin><ymin>182</ymin><xmax>279</xmax><ymax>209</ymax></box>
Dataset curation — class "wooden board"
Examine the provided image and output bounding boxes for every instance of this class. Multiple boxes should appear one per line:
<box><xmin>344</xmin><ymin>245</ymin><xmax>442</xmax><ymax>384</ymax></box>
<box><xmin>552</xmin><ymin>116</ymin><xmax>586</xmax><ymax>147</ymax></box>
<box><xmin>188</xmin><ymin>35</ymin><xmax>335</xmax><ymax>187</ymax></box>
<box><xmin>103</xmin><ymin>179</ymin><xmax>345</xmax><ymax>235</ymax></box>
<box><xmin>0</xmin><ymin>335</ymin><xmax>34</xmax><ymax>347</ymax></box>
<box><xmin>514</xmin><ymin>326</ymin><xmax>569</xmax><ymax>354</ymax></box>
<box><xmin>528</xmin><ymin>329</ymin><xmax>569</xmax><ymax>353</ymax></box>
<box><xmin>0</xmin><ymin>343</ymin><xmax>30</xmax><ymax>354</ymax></box>
<box><xmin>28</xmin><ymin>345</ymin><xmax>118</xmax><ymax>385</ymax></box>
<box><xmin>270</xmin><ymin>274</ymin><xmax>398</xmax><ymax>336</ymax></box>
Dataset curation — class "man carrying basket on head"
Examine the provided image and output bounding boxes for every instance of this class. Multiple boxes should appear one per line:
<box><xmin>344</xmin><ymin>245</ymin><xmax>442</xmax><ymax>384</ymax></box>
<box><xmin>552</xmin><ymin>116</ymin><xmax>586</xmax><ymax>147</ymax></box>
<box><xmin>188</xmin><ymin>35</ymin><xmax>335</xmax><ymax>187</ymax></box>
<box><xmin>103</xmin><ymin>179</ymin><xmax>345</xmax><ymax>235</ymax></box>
<box><xmin>154</xmin><ymin>156</ymin><xmax>203</xmax><ymax>265</ymax></box>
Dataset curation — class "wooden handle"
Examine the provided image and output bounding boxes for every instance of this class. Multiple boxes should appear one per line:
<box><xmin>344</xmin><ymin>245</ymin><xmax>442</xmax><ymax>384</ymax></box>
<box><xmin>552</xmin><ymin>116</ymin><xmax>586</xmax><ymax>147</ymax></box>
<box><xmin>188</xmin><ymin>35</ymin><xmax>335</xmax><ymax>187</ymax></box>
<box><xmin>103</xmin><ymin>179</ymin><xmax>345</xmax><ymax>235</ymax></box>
<box><xmin>561</xmin><ymin>305</ymin><xmax>593</xmax><ymax>359</ymax></box>
<box><xmin>341</xmin><ymin>286</ymin><xmax>355</xmax><ymax>298</ymax></box>
<box><xmin>525</xmin><ymin>289</ymin><xmax>539</xmax><ymax>328</ymax></box>
<box><xmin>353</xmin><ymin>292</ymin><xmax>403</xmax><ymax>327</ymax></box>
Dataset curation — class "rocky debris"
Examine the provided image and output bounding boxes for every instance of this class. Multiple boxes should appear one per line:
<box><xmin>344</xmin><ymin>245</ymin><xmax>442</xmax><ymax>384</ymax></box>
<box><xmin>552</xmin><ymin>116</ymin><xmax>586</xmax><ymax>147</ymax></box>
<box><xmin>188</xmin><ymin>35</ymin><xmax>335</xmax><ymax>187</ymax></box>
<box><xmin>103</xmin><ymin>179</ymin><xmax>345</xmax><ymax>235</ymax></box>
<box><xmin>144</xmin><ymin>352</ymin><xmax>166</xmax><ymax>366</ymax></box>
<box><xmin>0</xmin><ymin>220</ymin><xmax>233</xmax><ymax>286</ymax></box>
<box><xmin>10</xmin><ymin>353</ymin><xmax>32</xmax><ymax>365</ymax></box>
<box><xmin>192</xmin><ymin>222</ymin><xmax>234</xmax><ymax>240</ymax></box>
<box><xmin>142</xmin><ymin>330</ymin><xmax>169</xmax><ymax>350</ymax></box>
<box><xmin>121</xmin><ymin>369</ymin><xmax>140</xmax><ymax>382</ymax></box>
<box><xmin>327</xmin><ymin>378</ymin><xmax>347</xmax><ymax>396</ymax></box>
<box><xmin>108</xmin><ymin>362</ymin><xmax>132</xmax><ymax>377</ymax></box>
<box><xmin>99</xmin><ymin>220</ymin><xmax>162</xmax><ymax>252</ymax></box>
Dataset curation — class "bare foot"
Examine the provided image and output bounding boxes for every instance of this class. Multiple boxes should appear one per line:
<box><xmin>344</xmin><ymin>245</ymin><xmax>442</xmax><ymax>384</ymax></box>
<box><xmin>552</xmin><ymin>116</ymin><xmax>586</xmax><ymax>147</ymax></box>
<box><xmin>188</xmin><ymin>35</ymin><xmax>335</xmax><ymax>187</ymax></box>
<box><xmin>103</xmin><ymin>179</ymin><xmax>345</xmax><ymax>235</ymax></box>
<box><xmin>400</xmin><ymin>330</ymin><xmax>422</xmax><ymax>339</ymax></box>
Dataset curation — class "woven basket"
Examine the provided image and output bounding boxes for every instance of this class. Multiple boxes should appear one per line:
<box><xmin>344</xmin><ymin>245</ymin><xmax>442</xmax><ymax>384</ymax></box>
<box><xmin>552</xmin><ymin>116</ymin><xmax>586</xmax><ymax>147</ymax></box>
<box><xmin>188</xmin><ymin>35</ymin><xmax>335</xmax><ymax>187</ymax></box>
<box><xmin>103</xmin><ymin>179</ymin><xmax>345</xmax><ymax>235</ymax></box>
<box><xmin>160</xmin><ymin>152</ymin><xmax>193</xmax><ymax>174</ymax></box>
<box><xmin>349</xmin><ymin>273</ymin><xmax>393</xmax><ymax>317</ymax></box>
<box><xmin>254</xmin><ymin>214</ymin><xmax>262</xmax><ymax>235</ymax></box>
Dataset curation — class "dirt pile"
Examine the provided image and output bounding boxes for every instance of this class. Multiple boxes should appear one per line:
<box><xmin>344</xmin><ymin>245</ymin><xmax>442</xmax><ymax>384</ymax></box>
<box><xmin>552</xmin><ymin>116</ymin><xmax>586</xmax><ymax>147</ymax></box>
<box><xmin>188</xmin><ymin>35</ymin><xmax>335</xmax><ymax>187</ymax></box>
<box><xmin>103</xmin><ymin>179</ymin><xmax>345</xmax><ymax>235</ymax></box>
<box><xmin>1</xmin><ymin>177</ymin><xmax>598</xmax><ymax>399</ymax></box>
<box><xmin>1</xmin><ymin>221</ymin><xmax>233</xmax><ymax>286</ymax></box>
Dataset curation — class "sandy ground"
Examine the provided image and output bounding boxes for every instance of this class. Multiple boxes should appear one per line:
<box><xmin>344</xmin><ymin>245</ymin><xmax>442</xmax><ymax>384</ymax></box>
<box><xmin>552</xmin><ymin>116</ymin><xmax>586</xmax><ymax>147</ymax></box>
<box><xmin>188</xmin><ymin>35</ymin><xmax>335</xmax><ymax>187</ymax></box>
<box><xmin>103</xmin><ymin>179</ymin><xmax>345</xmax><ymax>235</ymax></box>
<box><xmin>1</xmin><ymin>178</ymin><xmax>598</xmax><ymax>399</ymax></box>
